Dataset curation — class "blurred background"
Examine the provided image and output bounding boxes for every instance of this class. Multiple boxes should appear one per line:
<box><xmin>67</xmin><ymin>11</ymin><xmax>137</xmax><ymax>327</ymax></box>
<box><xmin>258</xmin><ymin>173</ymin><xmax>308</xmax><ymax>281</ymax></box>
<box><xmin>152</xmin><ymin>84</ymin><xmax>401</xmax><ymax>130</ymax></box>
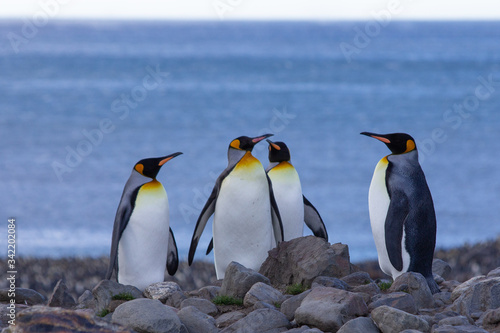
<box><xmin>1</xmin><ymin>1</ymin><xmax>500</xmax><ymax>267</ymax></box>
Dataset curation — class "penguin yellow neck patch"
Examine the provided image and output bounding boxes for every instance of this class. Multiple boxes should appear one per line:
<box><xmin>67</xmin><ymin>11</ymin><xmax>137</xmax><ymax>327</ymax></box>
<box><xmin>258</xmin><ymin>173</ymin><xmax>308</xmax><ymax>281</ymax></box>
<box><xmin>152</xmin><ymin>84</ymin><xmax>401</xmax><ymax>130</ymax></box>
<box><xmin>235</xmin><ymin>151</ymin><xmax>261</xmax><ymax>170</ymax></box>
<box><xmin>404</xmin><ymin>140</ymin><xmax>416</xmax><ymax>153</ymax></box>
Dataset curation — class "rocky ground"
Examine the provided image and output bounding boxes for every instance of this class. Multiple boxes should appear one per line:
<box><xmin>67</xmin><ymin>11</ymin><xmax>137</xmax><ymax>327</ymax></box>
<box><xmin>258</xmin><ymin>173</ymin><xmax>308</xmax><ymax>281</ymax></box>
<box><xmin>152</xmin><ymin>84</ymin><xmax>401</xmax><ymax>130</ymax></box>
<box><xmin>1</xmin><ymin>236</ymin><xmax>500</xmax><ymax>332</ymax></box>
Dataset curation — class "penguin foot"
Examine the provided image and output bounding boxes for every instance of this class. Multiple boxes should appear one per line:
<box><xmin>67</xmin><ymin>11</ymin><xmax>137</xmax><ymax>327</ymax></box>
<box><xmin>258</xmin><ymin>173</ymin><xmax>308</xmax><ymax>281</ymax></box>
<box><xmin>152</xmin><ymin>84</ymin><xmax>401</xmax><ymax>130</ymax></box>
<box><xmin>427</xmin><ymin>276</ymin><xmax>441</xmax><ymax>294</ymax></box>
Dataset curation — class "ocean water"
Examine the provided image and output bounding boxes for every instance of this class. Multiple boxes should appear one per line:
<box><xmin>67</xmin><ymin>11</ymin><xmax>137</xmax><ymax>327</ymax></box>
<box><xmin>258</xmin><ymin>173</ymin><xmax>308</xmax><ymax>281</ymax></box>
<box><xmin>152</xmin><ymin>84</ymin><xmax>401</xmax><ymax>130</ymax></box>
<box><xmin>1</xmin><ymin>20</ymin><xmax>500</xmax><ymax>263</ymax></box>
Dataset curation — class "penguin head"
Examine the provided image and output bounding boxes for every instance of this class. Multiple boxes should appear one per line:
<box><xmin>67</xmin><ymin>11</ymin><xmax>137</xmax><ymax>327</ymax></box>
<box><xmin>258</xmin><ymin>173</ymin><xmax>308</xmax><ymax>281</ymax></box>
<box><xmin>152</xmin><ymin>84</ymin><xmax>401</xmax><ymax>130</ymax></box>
<box><xmin>133</xmin><ymin>152</ymin><xmax>183</xmax><ymax>179</ymax></box>
<box><xmin>361</xmin><ymin>132</ymin><xmax>416</xmax><ymax>155</ymax></box>
<box><xmin>267</xmin><ymin>139</ymin><xmax>291</xmax><ymax>162</ymax></box>
<box><xmin>229</xmin><ymin>134</ymin><xmax>274</xmax><ymax>152</ymax></box>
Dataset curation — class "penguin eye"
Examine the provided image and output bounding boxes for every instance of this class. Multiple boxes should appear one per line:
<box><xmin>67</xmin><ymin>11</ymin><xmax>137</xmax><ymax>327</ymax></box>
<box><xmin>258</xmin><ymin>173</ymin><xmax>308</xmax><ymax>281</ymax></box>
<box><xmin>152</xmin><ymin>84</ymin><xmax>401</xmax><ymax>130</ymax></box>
<box><xmin>135</xmin><ymin>164</ymin><xmax>144</xmax><ymax>174</ymax></box>
<box><xmin>230</xmin><ymin>139</ymin><xmax>241</xmax><ymax>150</ymax></box>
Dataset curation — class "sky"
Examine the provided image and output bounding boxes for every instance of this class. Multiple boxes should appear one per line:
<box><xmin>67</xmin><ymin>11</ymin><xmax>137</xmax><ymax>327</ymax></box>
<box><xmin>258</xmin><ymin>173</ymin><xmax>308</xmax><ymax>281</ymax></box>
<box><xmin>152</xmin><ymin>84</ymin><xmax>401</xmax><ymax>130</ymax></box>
<box><xmin>0</xmin><ymin>0</ymin><xmax>499</xmax><ymax>21</ymax></box>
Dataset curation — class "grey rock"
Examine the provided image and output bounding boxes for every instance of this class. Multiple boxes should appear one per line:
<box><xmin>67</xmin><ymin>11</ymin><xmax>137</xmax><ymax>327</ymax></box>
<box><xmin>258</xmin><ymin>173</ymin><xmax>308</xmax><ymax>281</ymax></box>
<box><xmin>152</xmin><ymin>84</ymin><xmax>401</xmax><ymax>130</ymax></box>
<box><xmin>144</xmin><ymin>282</ymin><xmax>182</xmax><ymax>303</ymax></box>
<box><xmin>369</xmin><ymin>292</ymin><xmax>418</xmax><ymax>314</ymax></box>
<box><xmin>112</xmin><ymin>298</ymin><xmax>182</xmax><ymax>333</ymax></box>
<box><xmin>478</xmin><ymin>307</ymin><xmax>500</xmax><ymax>331</ymax></box>
<box><xmin>181</xmin><ymin>298</ymin><xmax>218</xmax><ymax>316</ymax></box>
<box><xmin>259</xmin><ymin>236</ymin><xmax>353</xmax><ymax>288</ymax></box>
<box><xmin>434</xmin><ymin>310</ymin><xmax>461</xmax><ymax>323</ymax></box>
<box><xmin>9</xmin><ymin>305</ymin><xmax>133</xmax><ymax>332</ymax></box>
<box><xmin>92</xmin><ymin>280</ymin><xmax>143</xmax><ymax>314</ymax></box>
<box><xmin>434</xmin><ymin>291</ymin><xmax>452</xmax><ymax>307</ymax></box>
<box><xmin>177</xmin><ymin>306</ymin><xmax>217</xmax><ymax>333</ymax></box>
<box><xmin>371</xmin><ymin>305</ymin><xmax>430</xmax><ymax>333</ymax></box>
<box><xmin>438</xmin><ymin>316</ymin><xmax>470</xmax><ymax>326</ymax></box>
<box><xmin>311</xmin><ymin>276</ymin><xmax>349</xmax><ymax>290</ymax></box>
<box><xmin>221</xmin><ymin>308</ymin><xmax>290</xmax><ymax>333</ymax></box>
<box><xmin>487</xmin><ymin>267</ymin><xmax>500</xmax><ymax>278</ymax></box>
<box><xmin>286</xmin><ymin>327</ymin><xmax>323</xmax><ymax>333</ymax></box>
<box><xmin>353</xmin><ymin>282</ymin><xmax>380</xmax><ymax>297</ymax></box>
<box><xmin>0</xmin><ymin>288</ymin><xmax>46</xmax><ymax>305</ymax></box>
<box><xmin>215</xmin><ymin>311</ymin><xmax>246</xmax><ymax>328</ymax></box>
<box><xmin>77</xmin><ymin>290</ymin><xmax>95</xmax><ymax>310</ymax></box>
<box><xmin>451</xmin><ymin>277</ymin><xmax>500</xmax><ymax>317</ymax></box>
<box><xmin>165</xmin><ymin>291</ymin><xmax>188</xmax><ymax>308</ymax></box>
<box><xmin>337</xmin><ymin>317</ymin><xmax>380</xmax><ymax>333</ymax></box>
<box><xmin>244</xmin><ymin>282</ymin><xmax>285</xmax><ymax>308</ymax></box>
<box><xmin>295</xmin><ymin>286</ymin><xmax>368</xmax><ymax>332</ymax></box>
<box><xmin>341</xmin><ymin>271</ymin><xmax>373</xmax><ymax>287</ymax></box>
<box><xmin>451</xmin><ymin>276</ymin><xmax>486</xmax><ymax>301</ymax></box>
<box><xmin>389</xmin><ymin>272</ymin><xmax>435</xmax><ymax>309</ymax></box>
<box><xmin>220</xmin><ymin>262</ymin><xmax>270</xmax><ymax>299</ymax></box>
<box><xmin>47</xmin><ymin>279</ymin><xmax>76</xmax><ymax>308</ymax></box>
<box><xmin>433</xmin><ymin>259</ymin><xmax>452</xmax><ymax>280</ymax></box>
<box><xmin>188</xmin><ymin>286</ymin><xmax>220</xmax><ymax>301</ymax></box>
<box><xmin>431</xmin><ymin>325</ymin><xmax>488</xmax><ymax>333</ymax></box>
<box><xmin>400</xmin><ymin>331</ymin><xmax>424</xmax><ymax>333</ymax></box>
<box><xmin>253</xmin><ymin>301</ymin><xmax>276</xmax><ymax>310</ymax></box>
<box><xmin>280</xmin><ymin>290</ymin><xmax>311</xmax><ymax>321</ymax></box>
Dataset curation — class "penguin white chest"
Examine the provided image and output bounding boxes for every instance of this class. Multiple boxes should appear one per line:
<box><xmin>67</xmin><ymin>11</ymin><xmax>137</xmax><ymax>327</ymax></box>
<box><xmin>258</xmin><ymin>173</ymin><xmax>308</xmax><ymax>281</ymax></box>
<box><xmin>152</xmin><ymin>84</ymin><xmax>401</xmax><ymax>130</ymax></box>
<box><xmin>118</xmin><ymin>181</ymin><xmax>170</xmax><ymax>290</ymax></box>
<box><xmin>268</xmin><ymin>162</ymin><xmax>303</xmax><ymax>241</ymax></box>
<box><xmin>213</xmin><ymin>155</ymin><xmax>273</xmax><ymax>279</ymax></box>
<box><xmin>368</xmin><ymin>157</ymin><xmax>409</xmax><ymax>279</ymax></box>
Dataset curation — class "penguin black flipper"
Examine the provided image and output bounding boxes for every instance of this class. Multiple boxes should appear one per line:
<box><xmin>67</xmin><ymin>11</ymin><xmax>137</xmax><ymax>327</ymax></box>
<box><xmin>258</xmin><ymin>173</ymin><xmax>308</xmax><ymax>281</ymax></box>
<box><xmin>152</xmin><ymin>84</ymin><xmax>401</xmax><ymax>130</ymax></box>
<box><xmin>106</xmin><ymin>186</ymin><xmax>141</xmax><ymax>280</ymax></box>
<box><xmin>267</xmin><ymin>174</ymin><xmax>284</xmax><ymax>244</ymax></box>
<box><xmin>303</xmin><ymin>195</ymin><xmax>328</xmax><ymax>241</ymax></box>
<box><xmin>167</xmin><ymin>227</ymin><xmax>179</xmax><ymax>276</ymax></box>
<box><xmin>206</xmin><ymin>238</ymin><xmax>213</xmax><ymax>255</ymax></box>
<box><xmin>188</xmin><ymin>165</ymin><xmax>236</xmax><ymax>265</ymax></box>
<box><xmin>384</xmin><ymin>188</ymin><xmax>409</xmax><ymax>272</ymax></box>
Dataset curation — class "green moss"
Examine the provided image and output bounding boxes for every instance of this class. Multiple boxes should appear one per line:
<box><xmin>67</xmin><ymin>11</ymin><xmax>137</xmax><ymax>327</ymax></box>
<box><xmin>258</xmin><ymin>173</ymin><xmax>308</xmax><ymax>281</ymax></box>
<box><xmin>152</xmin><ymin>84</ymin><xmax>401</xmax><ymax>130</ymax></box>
<box><xmin>112</xmin><ymin>292</ymin><xmax>135</xmax><ymax>301</ymax></box>
<box><xmin>212</xmin><ymin>295</ymin><xmax>244</xmax><ymax>306</ymax></box>
<box><xmin>97</xmin><ymin>309</ymin><xmax>110</xmax><ymax>317</ymax></box>
<box><xmin>286</xmin><ymin>283</ymin><xmax>306</xmax><ymax>295</ymax></box>
<box><xmin>378</xmin><ymin>281</ymin><xmax>393</xmax><ymax>291</ymax></box>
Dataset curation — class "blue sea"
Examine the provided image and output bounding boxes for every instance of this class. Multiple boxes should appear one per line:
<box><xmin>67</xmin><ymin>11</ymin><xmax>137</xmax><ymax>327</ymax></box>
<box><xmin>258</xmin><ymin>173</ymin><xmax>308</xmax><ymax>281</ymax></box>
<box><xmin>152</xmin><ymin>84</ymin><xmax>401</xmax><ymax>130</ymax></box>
<box><xmin>1</xmin><ymin>20</ymin><xmax>500</xmax><ymax>263</ymax></box>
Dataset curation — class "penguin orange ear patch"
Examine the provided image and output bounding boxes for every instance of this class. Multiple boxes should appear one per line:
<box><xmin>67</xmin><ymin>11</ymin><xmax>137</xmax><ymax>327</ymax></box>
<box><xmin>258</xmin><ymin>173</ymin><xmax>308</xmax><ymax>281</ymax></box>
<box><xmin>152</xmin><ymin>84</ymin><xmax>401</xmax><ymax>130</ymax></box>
<box><xmin>405</xmin><ymin>140</ymin><xmax>416</xmax><ymax>153</ymax></box>
<box><xmin>270</xmin><ymin>142</ymin><xmax>281</xmax><ymax>150</ymax></box>
<box><xmin>230</xmin><ymin>139</ymin><xmax>241</xmax><ymax>150</ymax></box>
<box><xmin>135</xmin><ymin>163</ymin><xmax>144</xmax><ymax>174</ymax></box>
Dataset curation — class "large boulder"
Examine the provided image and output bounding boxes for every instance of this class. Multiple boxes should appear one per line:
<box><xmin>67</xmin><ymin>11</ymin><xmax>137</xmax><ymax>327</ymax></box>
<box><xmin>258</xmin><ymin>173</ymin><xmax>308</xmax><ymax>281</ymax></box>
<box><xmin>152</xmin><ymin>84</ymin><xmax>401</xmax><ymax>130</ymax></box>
<box><xmin>337</xmin><ymin>317</ymin><xmax>380</xmax><ymax>333</ymax></box>
<box><xmin>259</xmin><ymin>236</ymin><xmax>353</xmax><ymax>288</ymax></box>
<box><xmin>144</xmin><ymin>282</ymin><xmax>183</xmax><ymax>303</ymax></box>
<box><xmin>452</xmin><ymin>276</ymin><xmax>500</xmax><ymax>317</ymax></box>
<box><xmin>369</xmin><ymin>292</ymin><xmax>418</xmax><ymax>314</ymax></box>
<box><xmin>280</xmin><ymin>290</ymin><xmax>311</xmax><ymax>321</ymax></box>
<box><xmin>112</xmin><ymin>298</ymin><xmax>182</xmax><ymax>333</ymax></box>
<box><xmin>220</xmin><ymin>262</ymin><xmax>270</xmax><ymax>299</ymax></box>
<box><xmin>371</xmin><ymin>305</ymin><xmax>430</xmax><ymax>333</ymax></box>
<box><xmin>221</xmin><ymin>308</ymin><xmax>290</xmax><ymax>333</ymax></box>
<box><xmin>177</xmin><ymin>306</ymin><xmax>218</xmax><ymax>333</ymax></box>
<box><xmin>7</xmin><ymin>305</ymin><xmax>132</xmax><ymax>332</ymax></box>
<box><xmin>389</xmin><ymin>272</ymin><xmax>435</xmax><ymax>309</ymax></box>
<box><xmin>0</xmin><ymin>288</ymin><xmax>46</xmax><ymax>305</ymax></box>
<box><xmin>92</xmin><ymin>280</ymin><xmax>143</xmax><ymax>314</ymax></box>
<box><xmin>243</xmin><ymin>282</ymin><xmax>285</xmax><ymax>308</ymax></box>
<box><xmin>294</xmin><ymin>286</ymin><xmax>368</xmax><ymax>332</ymax></box>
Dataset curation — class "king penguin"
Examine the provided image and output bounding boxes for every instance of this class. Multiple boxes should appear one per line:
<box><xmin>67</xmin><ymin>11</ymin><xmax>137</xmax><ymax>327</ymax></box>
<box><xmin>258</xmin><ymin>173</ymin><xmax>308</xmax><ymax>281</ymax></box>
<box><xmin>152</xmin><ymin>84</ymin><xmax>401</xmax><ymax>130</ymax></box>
<box><xmin>106</xmin><ymin>152</ymin><xmax>182</xmax><ymax>291</ymax></box>
<box><xmin>361</xmin><ymin>132</ymin><xmax>440</xmax><ymax>294</ymax></box>
<box><xmin>188</xmin><ymin>134</ymin><xmax>284</xmax><ymax>279</ymax></box>
<box><xmin>266</xmin><ymin>139</ymin><xmax>328</xmax><ymax>242</ymax></box>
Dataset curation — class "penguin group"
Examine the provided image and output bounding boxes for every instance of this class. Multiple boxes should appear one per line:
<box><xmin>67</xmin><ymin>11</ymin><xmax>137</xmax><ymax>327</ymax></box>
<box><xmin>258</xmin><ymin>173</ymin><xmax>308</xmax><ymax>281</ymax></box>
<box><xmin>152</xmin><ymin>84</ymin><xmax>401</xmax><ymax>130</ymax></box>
<box><xmin>106</xmin><ymin>131</ymin><xmax>440</xmax><ymax>294</ymax></box>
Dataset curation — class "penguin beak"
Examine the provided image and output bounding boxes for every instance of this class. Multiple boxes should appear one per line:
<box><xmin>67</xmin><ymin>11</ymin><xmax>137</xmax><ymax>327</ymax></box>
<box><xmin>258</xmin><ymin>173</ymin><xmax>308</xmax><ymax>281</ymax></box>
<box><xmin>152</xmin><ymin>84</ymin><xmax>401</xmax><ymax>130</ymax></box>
<box><xmin>360</xmin><ymin>132</ymin><xmax>391</xmax><ymax>144</ymax></box>
<box><xmin>252</xmin><ymin>134</ymin><xmax>273</xmax><ymax>144</ymax></box>
<box><xmin>159</xmin><ymin>152</ymin><xmax>183</xmax><ymax>166</ymax></box>
<box><xmin>266</xmin><ymin>139</ymin><xmax>281</xmax><ymax>150</ymax></box>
